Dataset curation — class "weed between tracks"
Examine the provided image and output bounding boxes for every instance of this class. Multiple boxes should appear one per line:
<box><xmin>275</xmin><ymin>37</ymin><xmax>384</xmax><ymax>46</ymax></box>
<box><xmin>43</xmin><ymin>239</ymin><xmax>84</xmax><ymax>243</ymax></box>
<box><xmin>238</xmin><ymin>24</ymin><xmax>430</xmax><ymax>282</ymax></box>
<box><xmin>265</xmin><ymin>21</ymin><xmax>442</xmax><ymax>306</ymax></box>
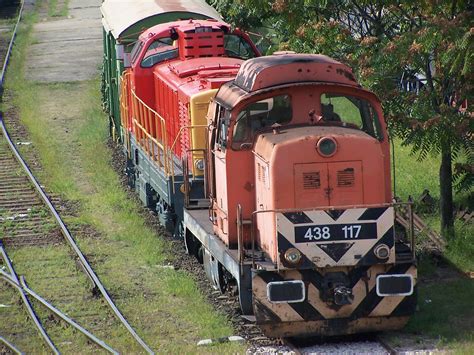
<box><xmin>1</xmin><ymin>5</ymin><xmax>243</xmax><ymax>354</ymax></box>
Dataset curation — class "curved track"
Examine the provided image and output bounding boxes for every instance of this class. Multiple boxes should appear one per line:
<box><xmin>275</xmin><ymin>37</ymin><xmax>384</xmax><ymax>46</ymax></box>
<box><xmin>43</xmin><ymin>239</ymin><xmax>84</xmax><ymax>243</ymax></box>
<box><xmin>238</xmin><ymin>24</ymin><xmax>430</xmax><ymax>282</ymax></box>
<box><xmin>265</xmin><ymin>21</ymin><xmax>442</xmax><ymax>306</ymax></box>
<box><xmin>0</xmin><ymin>2</ymin><xmax>153</xmax><ymax>353</ymax></box>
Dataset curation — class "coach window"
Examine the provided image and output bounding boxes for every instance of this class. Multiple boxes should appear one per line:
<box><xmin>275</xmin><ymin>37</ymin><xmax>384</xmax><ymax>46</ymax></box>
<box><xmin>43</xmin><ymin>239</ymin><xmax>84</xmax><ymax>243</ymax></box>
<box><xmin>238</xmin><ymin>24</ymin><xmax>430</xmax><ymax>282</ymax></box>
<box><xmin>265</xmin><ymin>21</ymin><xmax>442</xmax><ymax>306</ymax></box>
<box><xmin>141</xmin><ymin>37</ymin><xmax>178</xmax><ymax>68</ymax></box>
<box><xmin>224</xmin><ymin>34</ymin><xmax>257</xmax><ymax>59</ymax></box>
<box><xmin>232</xmin><ymin>95</ymin><xmax>292</xmax><ymax>150</ymax></box>
<box><xmin>320</xmin><ymin>93</ymin><xmax>383</xmax><ymax>140</ymax></box>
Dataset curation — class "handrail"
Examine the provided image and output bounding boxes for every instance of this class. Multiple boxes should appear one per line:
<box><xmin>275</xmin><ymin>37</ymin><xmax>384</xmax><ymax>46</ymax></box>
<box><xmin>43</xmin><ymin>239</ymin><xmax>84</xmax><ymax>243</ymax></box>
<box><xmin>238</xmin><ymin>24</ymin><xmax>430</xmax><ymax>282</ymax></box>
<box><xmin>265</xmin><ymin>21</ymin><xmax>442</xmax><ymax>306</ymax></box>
<box><xmin>129</xmin><ymin>88</ymin><xmax>171</xmax><ymax>176</ymax></box>
<box><xmin>169</xmin><ymin>124</ymin><xmax>208</xmax><ymax>153</ymax></box>
<box><xmin>119</xmin><ymin>72</ymin><xmax>131</xmax><ymax>157</ymax></box>
<box><xmin>125</xmin><ymin>84</ymin><xmax>210</xmax><ymax>191</ymax></box>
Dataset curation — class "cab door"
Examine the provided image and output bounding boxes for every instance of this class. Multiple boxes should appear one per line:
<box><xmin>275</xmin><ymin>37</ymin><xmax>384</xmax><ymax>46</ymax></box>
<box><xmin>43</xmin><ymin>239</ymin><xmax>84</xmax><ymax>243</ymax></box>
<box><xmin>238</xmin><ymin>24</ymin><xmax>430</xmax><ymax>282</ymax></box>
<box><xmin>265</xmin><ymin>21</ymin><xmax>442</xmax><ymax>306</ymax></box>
<box><xmin>211</xmin><ymin>105</ymin><xmax>230</xmax><ymax>240</ymax></box>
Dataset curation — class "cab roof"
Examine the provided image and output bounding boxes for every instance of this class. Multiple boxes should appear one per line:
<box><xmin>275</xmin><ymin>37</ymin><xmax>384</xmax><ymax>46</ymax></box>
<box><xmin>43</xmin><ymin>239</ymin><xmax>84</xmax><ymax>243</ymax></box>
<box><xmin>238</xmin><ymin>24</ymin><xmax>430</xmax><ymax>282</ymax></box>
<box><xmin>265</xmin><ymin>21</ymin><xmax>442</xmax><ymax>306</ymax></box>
<box><xmin>234</xmin><ymin>54</ymin><xmax>358</xmax><ymax>92</ymax></box>
<box><xmin>101</xmin><ymin>0</ymin><xmax>222</xmax><ymax>41</ymax></box>
<box><xmin>216</xmin><ymin>54</ymin><xmax>361</xmax><ymax>108</ymax></box>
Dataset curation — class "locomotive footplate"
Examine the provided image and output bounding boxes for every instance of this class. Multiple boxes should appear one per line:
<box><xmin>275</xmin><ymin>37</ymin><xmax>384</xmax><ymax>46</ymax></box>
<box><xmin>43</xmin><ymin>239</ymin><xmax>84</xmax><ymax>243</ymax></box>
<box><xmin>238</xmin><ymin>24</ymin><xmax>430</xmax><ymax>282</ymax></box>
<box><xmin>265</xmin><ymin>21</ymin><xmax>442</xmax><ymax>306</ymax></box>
<box><xmin>252</xmin><ymin>263</ymin><xmax>417</xmax><ymax>338</ymax></box>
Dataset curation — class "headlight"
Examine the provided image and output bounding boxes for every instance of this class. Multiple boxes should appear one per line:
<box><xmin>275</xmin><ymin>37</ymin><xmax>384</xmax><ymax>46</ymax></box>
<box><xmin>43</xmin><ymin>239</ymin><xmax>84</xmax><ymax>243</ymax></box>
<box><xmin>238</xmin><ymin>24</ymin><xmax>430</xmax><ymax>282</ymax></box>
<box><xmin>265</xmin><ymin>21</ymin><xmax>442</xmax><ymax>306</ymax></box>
<box><xmin>374</xmin><ymin>244</ymin><xmax>390</xmax><ymax>259</ymax></box>
<box><xmin>317</xmin><ymin>137</ymin><xmax>337</xmax><ymax>157</ymax></box>
<box><xmin>194</xmin><ymin>159</ymin><xmax>205</xmax><ymax>171</ymax></box>
<box><xmin>284</xmin><ymin>248</ymin><xmax>302</xmax><ymax>265</ymax></box>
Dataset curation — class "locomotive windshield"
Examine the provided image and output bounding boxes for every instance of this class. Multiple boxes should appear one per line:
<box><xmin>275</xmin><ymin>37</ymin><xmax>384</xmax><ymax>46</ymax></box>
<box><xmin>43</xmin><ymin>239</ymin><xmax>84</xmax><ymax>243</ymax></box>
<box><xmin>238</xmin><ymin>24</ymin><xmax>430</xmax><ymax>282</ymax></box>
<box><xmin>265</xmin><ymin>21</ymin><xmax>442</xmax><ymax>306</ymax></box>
<box><xmin>140</xmin><ymin>37</ymin><xmax>178</xmax><ymax>68</ymax></box>
<box><xmin>232</xmin><ymin>95</ymin><xmax>292</xmax><ymax>149</ymax></box>
<box><xmin>224</xmin><ymin>34</ymin><xmax>257</xmax><ymax>59</ymax></box>
<box><xmin>320</xmin><ymin>93</ymin><xmax>383</xmax><ymax>140</ymax></box>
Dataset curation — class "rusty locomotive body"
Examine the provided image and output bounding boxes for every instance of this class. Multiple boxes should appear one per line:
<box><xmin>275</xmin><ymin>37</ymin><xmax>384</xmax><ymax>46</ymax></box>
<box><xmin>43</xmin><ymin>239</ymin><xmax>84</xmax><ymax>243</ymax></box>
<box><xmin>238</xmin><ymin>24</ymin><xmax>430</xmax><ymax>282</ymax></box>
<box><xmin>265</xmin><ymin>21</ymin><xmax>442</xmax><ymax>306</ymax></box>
<box><xmin>101</xmin><ymin>0</ymin><xmax>417</xmax><ymax>338</ymax></box>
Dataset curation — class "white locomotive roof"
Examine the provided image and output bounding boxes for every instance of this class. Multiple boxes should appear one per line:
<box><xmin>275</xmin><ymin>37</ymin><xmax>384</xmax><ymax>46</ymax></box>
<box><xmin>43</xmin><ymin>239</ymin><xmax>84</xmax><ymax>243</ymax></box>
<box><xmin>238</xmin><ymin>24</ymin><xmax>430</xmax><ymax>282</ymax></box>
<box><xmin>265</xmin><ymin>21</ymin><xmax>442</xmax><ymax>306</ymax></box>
<box><xmin>101</xmin><ymin>0</ymin><xmax>223</xmax><ymax>39</ymax></box>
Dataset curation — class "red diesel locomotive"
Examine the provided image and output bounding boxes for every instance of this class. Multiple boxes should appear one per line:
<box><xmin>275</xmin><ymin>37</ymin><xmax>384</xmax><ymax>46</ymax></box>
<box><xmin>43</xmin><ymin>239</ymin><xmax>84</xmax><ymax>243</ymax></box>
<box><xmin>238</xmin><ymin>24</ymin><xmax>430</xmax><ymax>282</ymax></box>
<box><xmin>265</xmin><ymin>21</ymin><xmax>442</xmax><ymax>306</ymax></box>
<box><xmin>104</xmin><ymin>2</ymin><xmax>417</xmax><ymax>338</ymax></box>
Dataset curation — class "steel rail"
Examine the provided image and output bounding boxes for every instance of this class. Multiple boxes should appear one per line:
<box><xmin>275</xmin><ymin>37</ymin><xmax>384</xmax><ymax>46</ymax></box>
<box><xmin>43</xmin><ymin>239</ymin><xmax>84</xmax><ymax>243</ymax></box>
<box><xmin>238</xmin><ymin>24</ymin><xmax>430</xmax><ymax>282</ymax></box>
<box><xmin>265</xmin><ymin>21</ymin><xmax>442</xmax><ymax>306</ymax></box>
<box><xmin>0</xmin><ymin>265</ymin><xmax>118</xmax><ymax>355</ymax></box>
<box><xmin>0</xmin><ymin>245</ymin><xmax>60</xmax><ymax>354</ymax></box>
<box><xmin>0</xmin><ymin>335</ymin><xmax>23</xmax><ymax>355</ymax></box>
<box><xmin>0</xmin><ymin>2</ymin><xmax>154</xmax><ymax>353</ymax></box>
<box><xmin>0</xmin><ymin>0</ymin><xmax>24</xmax><ymax>90</ymax></box>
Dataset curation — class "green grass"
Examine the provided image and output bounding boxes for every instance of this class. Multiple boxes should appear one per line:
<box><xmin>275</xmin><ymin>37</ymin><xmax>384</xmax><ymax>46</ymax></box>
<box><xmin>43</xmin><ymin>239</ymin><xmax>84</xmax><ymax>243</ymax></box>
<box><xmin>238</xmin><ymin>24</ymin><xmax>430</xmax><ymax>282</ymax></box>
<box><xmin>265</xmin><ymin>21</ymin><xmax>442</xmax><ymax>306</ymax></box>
<box><xmin>47</xmin><ymin>0</ymin><xmax>69</xmax><ymax>17</ymax></box>
<box><xmin>392</xmin><ymin>138</ymin><xmax>473</xmax><ymax>272</ymax></box>
<box><xmin>405</xmin><ymin>278</ymin><xmax>474</xmax><ymax>352</ymax></box>
<box><xmin>1</xmin><ymin>7</ymin><xmax>244</xmax><ymax>354</ymax></box>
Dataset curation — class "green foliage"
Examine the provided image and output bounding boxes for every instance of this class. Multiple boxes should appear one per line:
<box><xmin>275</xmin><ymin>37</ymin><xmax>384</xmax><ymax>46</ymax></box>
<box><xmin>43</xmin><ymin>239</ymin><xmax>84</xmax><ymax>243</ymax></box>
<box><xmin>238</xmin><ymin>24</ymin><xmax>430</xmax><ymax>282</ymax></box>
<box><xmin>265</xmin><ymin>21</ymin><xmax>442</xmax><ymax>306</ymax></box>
<box><xmin>212</xmin><ymin>0</ymin><xmax>473</xmax><ymax>232</ymax></box>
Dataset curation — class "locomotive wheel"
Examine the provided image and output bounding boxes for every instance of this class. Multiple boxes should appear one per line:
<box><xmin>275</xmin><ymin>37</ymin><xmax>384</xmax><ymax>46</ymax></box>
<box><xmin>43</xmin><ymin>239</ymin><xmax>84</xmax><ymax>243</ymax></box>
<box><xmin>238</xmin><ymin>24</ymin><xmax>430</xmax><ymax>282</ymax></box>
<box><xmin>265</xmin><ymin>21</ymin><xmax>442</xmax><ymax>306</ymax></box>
<box><xmin>184</xmin><ymin>227</ymin><xmax>196</xmax><ymax>255</ymax></box>
<box><xmin>184</xmin><ymin>228</ymin><xmax>203</xmax><ymax>264</ymax></box>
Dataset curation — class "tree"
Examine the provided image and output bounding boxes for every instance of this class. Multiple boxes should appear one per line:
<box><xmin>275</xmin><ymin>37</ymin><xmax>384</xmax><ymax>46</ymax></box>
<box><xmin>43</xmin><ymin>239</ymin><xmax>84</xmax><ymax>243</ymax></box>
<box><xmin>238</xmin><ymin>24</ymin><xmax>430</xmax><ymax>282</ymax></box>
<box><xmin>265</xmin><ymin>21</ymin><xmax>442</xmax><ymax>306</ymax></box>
<box><xmin>211</xmin><ymin>0</ymin><xmax>473</xmax><ymax>237</ymax></box>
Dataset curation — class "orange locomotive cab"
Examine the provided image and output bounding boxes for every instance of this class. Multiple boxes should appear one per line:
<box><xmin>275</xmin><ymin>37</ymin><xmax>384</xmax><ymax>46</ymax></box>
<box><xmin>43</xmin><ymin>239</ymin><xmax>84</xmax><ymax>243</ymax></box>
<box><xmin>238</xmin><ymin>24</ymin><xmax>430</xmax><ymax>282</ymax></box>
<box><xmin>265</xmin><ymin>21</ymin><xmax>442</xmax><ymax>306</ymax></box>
<box><xmin>202</xmin><ymin>54</ymin><xmax>417</xmax><ymax>337</ymax></box>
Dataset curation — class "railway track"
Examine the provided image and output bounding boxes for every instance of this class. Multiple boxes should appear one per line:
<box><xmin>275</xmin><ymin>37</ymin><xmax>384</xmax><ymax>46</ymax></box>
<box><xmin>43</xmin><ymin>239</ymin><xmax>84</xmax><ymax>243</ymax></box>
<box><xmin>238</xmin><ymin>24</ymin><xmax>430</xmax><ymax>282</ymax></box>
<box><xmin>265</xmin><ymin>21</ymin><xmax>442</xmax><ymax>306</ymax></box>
<box><xmin>0</xmin><ymin>2</ymin><xmax>154</xmax><ymax>353</ymax></box>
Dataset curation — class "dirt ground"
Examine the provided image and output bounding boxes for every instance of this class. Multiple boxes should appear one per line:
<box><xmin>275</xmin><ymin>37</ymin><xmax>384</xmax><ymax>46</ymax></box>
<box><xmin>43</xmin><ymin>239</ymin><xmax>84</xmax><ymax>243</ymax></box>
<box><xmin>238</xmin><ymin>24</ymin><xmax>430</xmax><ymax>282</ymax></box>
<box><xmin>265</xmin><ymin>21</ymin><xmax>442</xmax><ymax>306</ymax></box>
<box><xmin>25</xmin><ymin>0</ymin><xmax>102</xmax><ymax>83</ymax></box>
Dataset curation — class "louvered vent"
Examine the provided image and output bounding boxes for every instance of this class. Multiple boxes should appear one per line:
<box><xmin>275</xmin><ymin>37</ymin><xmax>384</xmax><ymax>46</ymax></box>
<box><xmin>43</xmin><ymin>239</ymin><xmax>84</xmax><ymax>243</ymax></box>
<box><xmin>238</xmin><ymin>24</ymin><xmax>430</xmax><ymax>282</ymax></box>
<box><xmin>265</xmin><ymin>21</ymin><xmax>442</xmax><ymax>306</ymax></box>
<box><xmin>257</xmin><ymin>163</ymin><xmax>266</xmax><ymax>185</ymax></box>
<box><xmin>337</xmin><ymin>168</ymin><xmax>355</xmax><ymax>187</ymax></box>
<box><xmin>303</xmin><ymin>172</ymin><xmax>320</xmax><ymax>189</ymax></box>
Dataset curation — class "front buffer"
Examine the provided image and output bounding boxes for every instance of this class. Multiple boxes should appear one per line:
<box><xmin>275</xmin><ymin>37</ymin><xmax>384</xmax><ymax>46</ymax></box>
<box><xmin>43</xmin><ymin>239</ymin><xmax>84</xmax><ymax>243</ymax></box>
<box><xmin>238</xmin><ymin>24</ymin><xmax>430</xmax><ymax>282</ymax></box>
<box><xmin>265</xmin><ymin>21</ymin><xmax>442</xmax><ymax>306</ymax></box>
<box><xmin>252</xmin><ymin>206</ymin><xmax>417</xmax><ymax>338</ymax></box>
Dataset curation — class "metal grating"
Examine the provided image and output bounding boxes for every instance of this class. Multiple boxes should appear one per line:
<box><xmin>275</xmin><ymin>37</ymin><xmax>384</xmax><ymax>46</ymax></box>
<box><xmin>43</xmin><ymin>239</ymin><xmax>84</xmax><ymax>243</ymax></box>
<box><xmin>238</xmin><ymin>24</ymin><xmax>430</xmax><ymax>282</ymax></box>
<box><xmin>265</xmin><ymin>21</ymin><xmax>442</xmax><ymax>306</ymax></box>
<box><xmin>337</xmin><ymin>168</ymin><xmax>355</xmax><ymax>187</ymax></box>
<box><xmin>303</xmin><ymin>172</ymin><xmax>320</xmax><ymax>189</ymax></box>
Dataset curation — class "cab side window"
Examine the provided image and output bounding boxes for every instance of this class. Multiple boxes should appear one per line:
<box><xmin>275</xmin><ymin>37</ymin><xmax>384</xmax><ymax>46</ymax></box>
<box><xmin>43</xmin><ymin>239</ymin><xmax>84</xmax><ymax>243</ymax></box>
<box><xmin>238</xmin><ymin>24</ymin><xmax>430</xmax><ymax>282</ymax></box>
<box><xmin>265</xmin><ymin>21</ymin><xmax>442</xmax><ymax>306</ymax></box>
<box><xmin>215</xmin><ymin>105</ymin><xmax>229</xmax><ymax>152</ymax></box>
<box><xmin>232</xmin><ymin>95</ymin><xmax>292</xmax><ymax>150</ymax></box>
<box><xmin>141</xmin><ymin>37</ymin><xmax>178</xmax><ymax>68</ymax></box>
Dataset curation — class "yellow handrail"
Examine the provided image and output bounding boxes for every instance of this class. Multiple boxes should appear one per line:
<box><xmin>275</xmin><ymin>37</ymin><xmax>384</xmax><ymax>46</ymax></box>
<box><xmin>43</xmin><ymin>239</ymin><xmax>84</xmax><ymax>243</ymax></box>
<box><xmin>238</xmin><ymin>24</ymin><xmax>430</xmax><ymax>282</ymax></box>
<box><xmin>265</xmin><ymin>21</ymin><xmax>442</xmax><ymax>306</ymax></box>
<box><xmin>130</xmin><ymin>89</ymin><xmax>171</xmax><ymax>176</ymax></box>
<box><xmin>169</xmin><ymin>125</ymin><xmax>208</xmax><ymax>153</ymax></box>
<box><xmin>119</xmin><ymin>72</ymin><xmax>131</xmax><ymax>157</ymax></box>
<box><xmin>120</xmin><ymin>78</ymin><xmax>210</xmax><ymax>191</ymax></box>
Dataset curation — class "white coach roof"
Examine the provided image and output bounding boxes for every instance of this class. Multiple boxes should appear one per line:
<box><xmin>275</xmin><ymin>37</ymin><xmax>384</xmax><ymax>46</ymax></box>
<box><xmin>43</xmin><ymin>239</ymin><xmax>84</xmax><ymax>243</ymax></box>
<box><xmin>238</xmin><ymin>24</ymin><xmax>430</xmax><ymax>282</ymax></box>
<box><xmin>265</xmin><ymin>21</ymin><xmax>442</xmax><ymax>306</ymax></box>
<box><xmin>101</xmin><ymin>0</ymin><xmax>223</xmax><ymax>39</ymax></box>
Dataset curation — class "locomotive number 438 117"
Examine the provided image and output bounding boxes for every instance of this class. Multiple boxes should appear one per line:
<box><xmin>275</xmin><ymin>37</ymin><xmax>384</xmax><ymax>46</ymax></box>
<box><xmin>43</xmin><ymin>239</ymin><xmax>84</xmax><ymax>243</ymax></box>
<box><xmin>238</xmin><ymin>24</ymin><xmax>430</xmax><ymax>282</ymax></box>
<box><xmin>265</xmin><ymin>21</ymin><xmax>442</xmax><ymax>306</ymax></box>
<box><xmin>295</xmin><ymin>223</ymin><xmax>377</xmax><ymax>243</ymax></box>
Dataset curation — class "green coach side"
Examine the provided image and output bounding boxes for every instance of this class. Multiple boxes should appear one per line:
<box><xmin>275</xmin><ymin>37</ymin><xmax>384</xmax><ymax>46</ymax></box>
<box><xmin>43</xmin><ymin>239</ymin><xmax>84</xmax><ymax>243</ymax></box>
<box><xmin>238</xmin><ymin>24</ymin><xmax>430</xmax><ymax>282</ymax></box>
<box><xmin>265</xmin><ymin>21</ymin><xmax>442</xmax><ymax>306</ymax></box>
<box><xmin>100</xmin><ymin>0</ymin><xmax>223</xmax><ymax>141</ymax></box>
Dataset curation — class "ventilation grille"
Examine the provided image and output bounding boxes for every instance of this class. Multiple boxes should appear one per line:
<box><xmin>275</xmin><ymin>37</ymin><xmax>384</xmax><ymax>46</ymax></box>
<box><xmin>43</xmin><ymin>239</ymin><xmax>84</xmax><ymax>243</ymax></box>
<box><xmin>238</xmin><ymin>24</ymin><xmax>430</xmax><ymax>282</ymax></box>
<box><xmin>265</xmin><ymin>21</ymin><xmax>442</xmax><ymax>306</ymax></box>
<box><xmin>257</xmin><ymin>163</ymin><xmax>266</xmax><ymax>185</ymax></box>
<box><xmin>303</xmin><ymin>172</ymin><xmax>320</xmax><ymax>189</ymax></box>
<box><xmin>337</xmin><ymin>168</ymin><xmax>355</xmax><ymax>187</ymax></box>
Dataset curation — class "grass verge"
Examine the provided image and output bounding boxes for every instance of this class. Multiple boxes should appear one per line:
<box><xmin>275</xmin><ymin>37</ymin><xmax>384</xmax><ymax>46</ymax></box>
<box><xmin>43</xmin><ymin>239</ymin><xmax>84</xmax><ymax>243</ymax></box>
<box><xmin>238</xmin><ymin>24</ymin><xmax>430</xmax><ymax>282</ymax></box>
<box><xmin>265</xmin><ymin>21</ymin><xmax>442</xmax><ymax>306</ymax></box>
<box><xmin>392</xmin><ymin>139</ymin><xmax>473</xmax><ymax>272</ymax></box>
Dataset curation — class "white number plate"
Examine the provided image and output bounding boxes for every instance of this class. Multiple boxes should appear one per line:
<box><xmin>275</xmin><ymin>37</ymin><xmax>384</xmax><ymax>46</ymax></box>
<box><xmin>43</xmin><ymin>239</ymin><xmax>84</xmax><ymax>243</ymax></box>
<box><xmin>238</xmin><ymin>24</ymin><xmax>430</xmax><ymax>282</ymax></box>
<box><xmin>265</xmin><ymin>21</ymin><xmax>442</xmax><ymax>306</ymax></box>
<box><xmin>294</xmin><ymin>223</ymin><xmax>377</xmax><ymax>243</ymax></box>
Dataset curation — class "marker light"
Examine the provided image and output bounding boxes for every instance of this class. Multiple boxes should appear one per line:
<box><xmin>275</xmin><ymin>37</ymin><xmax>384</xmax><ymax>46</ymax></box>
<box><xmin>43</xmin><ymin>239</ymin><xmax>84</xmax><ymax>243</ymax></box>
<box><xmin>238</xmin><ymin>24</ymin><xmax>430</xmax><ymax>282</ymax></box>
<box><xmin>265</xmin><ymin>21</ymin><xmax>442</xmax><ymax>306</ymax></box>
<box><xmin>194</xmin><ymin>159</ymin><xmax>205</xmax><ymax>171</ymax></box>
<box><xmin>374</xmin><ymin>244</ymin><xmax>390</xmax><ymax>259</ymax></box>
<box><xmin>317</xmin><ymin>137</ymin><xmax>337</xmax><ymax>157</ymax></box>
<box><xmin>284</xmin><ymin>248</ymin><xmax>302</xmax><ymax>265</ymax></box>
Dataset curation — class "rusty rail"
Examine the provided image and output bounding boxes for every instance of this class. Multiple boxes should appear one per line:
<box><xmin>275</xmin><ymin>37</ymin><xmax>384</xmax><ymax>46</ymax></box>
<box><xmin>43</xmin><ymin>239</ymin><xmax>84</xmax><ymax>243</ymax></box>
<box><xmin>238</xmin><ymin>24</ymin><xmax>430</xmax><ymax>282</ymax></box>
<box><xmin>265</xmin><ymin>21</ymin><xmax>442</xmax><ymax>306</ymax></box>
<box><xmin>0</xmin><ymin>244</ymin><xmax>59</xmax><ymax>354</ymax></box>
